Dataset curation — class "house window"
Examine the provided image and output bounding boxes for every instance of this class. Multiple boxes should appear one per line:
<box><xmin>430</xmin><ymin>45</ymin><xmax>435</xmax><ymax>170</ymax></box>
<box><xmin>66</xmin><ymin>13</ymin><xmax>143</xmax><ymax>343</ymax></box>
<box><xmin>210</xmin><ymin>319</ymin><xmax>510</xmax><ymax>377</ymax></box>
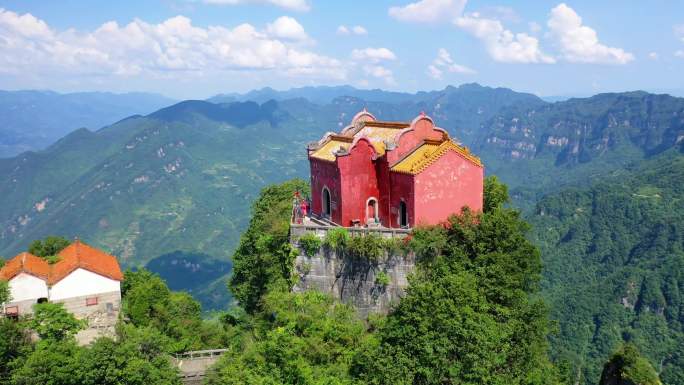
<box><xmin>86</xmin><ymin>297</ymin><xmax>99</xmax><ymax>306</ymax></box>
<box><xmin>5</xmin><ymin>306</ymin><xmax>18</xmax><ymax>316</ymax></box>
<box><xmin>322</xmin><ymin>187</ymin><xmax>332</xmax><ymax>217</ymax></box>
<box><xmin>37</xmin><ymin>297</ymin><xmax>48</xmax><ymax>304</ymax></box>
<box><xmin>399</xmin><ymin>201</ymin><xmax>408</xmax><ymax>228</ymax></box>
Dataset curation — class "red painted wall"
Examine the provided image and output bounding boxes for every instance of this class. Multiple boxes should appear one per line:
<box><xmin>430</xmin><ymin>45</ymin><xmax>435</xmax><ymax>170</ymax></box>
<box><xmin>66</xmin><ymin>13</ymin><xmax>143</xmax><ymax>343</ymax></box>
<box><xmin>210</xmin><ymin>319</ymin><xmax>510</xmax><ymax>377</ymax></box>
<box><xmin>309</xmin><ymin>158</ymin><xmax>343</xmax><ymax>224</ymax></box>
<box><xmin>337</xmin><ymin>139</ymin><xmax>380</xmax><ymax>226</ymax></box>
<box><xmin>389</xmin><ymin>172</ymin><xmax>415</xmax><ymax>228</ymax></box>
<box><xmin>413</xmin><ymin>150</ymin><xmax>484</xmax><ymax>226</ymax></box>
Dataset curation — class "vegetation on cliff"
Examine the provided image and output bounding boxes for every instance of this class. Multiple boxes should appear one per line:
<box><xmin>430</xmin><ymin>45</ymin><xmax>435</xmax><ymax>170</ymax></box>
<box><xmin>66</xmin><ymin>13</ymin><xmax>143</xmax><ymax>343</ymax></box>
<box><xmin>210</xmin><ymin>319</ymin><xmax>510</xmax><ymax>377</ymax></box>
<box><xmin>599</xmin><ymin>344</ymin><xmax>662</xmax><ymax>385</ymax></box>
<box><xmin>215</xmin><ymin>177</ymin><xmax>562</xmax><ymax>384</ymax></box>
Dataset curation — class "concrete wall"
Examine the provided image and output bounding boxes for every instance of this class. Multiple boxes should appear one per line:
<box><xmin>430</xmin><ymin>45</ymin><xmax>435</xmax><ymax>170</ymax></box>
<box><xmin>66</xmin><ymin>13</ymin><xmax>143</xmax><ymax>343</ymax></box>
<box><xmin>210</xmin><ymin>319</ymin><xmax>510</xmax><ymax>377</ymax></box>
<box><xmin>291</xmin><ymin>228</ymin><xmax>414</xmax><ymax>318</ymax></box>
<box><xmin>8</xmin><ymin>273</ymin><xmax>48</xmax><ymax>303</ymax></box>
<box><xmin>50</xmin><ymin>268</ymin><xmax>121</xmax><ymax>301</ymax></box>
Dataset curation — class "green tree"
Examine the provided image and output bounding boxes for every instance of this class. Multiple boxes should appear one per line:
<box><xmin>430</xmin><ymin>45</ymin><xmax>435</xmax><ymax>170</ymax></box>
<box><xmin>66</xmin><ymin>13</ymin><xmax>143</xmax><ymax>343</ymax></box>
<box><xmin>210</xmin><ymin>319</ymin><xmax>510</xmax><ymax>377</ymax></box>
<box><xmin>205</xmin><ymin>290</ymin><xmax>366</xmax><ymax>385</ymax></box>
<box><xmin>0</xmin><ymin>279</ymin><xmax>10</xmax><ymax>304</ymax></box>
<box><xmin>77</xmin><ymin>332</ymin><xmax>181</xmax><ymax>385</ymax></box>
<box><xmin>10</xmin><ymin>339</ymin><xmax>80</xmax><ymax>385</ymax></box>
<box><xmin>29</xmin><ymin>303</ymin><xmax>85</xmax><ymax>341</ymax></box>
<box><xmin>27</xmin><ymin>236</ymin><xmax>70</xmax><ymax>261</ymax></box>
<box><xmin>229</xmin><ymin>179</ymin><xmax>308</xmax><ymax>314</ymax></box>
<box><xmin>122</xmin><ymin>268</ymin><xmax>227</xmax><ymax>352</ymax></box>
<box><xmin>599</xmin><ymin>344</ymin><xmax>662</xmax><ymax>385</ymax></box>
<box><xmin>0</xmin><ymin>318</ymin><xmax>30</xmax><ymax>379</ymax></box>
<box><xmin>351</xmin><ymin>176</ymin><xmax>559</xmax><ymax>385</ymax></box>
<box><xmin>484</xmin><ymin>175</ymin><xmax>509</xmax><ymax>212</ymax></box>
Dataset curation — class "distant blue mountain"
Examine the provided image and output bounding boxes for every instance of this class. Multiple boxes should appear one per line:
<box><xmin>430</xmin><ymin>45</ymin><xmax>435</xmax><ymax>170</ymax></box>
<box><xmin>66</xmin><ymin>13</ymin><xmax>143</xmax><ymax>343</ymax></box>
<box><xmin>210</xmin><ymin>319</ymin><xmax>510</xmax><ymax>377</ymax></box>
<box><xmin>0</xmin><ymin>90</ymin><xmax>176</xmax><ymax>157</ymax></box>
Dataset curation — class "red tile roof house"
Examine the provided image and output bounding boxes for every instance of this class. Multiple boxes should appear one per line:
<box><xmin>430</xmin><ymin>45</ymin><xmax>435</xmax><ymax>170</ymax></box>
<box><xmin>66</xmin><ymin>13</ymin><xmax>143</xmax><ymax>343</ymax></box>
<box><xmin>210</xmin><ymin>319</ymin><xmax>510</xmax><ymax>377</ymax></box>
<box><xmin>0</xmin><ymin>240</ymin><xmax>123</xmax><ymax>344</ymax></box>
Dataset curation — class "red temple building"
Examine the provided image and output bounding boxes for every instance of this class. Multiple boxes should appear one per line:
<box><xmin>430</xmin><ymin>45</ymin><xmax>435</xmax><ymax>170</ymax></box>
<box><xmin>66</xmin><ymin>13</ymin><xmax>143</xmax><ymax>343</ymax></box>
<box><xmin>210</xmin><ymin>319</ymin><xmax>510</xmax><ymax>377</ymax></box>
<box><xmin>306</xmin><ymin>109</ymin><xmax>484</xmax><ymax>228</ymax></box>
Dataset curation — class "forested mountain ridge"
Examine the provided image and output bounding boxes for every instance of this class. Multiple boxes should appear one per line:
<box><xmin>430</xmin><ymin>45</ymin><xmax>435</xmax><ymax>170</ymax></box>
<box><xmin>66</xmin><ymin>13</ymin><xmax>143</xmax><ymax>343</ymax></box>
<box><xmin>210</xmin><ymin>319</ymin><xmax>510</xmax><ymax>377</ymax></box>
<box><xmin>530</xmin><ymin>150</ymin><xmax>684</xmax><ymax>384</ymax></box>
<box><xmin>0</xmin><ymin>90</ymin><xmax>176</xmax><ymax>157</ymax></box>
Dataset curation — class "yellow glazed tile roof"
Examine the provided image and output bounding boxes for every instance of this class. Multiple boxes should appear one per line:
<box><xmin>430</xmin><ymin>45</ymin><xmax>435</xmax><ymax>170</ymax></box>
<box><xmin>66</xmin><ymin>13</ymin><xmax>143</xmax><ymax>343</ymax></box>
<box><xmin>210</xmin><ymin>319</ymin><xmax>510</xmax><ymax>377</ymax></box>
<box><xmin>357</xmin><ymin>126</ymin><xmax>400</xmax><ymax>156</ymax></box>
<box><xmin>310</xmin><ymin>139</ymin><xmax>350</xmax><ymax>161</ymax></box>
<box><xmin>391</xmin><ymin>140</ymin><xmax>482</xmax><ymax>175</ymax></box>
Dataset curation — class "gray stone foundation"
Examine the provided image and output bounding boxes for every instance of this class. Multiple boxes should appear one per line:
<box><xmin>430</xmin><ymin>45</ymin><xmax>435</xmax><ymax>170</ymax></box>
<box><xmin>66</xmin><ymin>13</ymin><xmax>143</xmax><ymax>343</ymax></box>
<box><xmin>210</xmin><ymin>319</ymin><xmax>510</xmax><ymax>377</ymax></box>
<box><xmin>291</xmin><ymin>226</ymin><xmax>415</xmax><ymax>318</ymax></box>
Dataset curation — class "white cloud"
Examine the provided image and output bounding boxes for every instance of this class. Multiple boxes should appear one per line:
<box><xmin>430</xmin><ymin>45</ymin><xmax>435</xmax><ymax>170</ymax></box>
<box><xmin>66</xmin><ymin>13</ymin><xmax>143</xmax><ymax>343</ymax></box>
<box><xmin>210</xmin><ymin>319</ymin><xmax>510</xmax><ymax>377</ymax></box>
<box><xmin>455</xmin><ymin>12</ymin><xmax>555</xmax><ymax>63</ymax></box>
<box><xmin>648</xmin><ymin>52</ymin><xmax>658</xmax><ymax>60</ymax></box>
<box><xmin>337</xmin><ymin>24</ymin><xmax>367</xmax><ymax>36</ymax></box>
<box><xmin>676</xmin><ymin>50</ymin><xmax>684</xmax><ymax>58</ymax></box>
<box><xmin>427</xmin><ymin>48</ymin><xmax>475</xmax><ymax>79</ymax></box>
<box><xmin>675</xmin><ymin>24</ymin><xmax>684</xmax><ymax>43</ymax></box>
<box><xmin>0</xmin><ymin>9</ymin><xmax>344</xmax><ymax>82</ymax></box>
<box><xmin>337</xmin><ymin>25</ymin><xmax>350</xmax><ymax>35</ymax></box>
<box><xmin>266</xmin><ymin>16</ymin><xmax>308</xmax><ymax>40</ymax></box>
<box><xmin>363</xmin><ymin>64</ymin><xmax>396</xmax><ymax>85</ymax></box>
<box><xmin>352</xmin><ymin>25</ymin><xmax>368</xmax><ymax>35</ymax></box>
<box><xmin>351</xmin><ymin>47</ymin><xmax>397</xmax><ymax>62</ymax></box>
<box><xmin>389</xmin><ymin>0</ymin><xmax>467</xmax><ymax>24</ymax></box>
<box><xmin>202</xmin><ymin>0</ymin><xmax>310</xmax><ymax>12</ymax></box>
<box><xmin>528</xmin><ymin>21</ymin><xmax>541</xmax><ymax>34</ymax></box>
<box><xmin>547</xmin><ymin>3</ymin><xmax>633</xmax><ymax>64</ymax></box>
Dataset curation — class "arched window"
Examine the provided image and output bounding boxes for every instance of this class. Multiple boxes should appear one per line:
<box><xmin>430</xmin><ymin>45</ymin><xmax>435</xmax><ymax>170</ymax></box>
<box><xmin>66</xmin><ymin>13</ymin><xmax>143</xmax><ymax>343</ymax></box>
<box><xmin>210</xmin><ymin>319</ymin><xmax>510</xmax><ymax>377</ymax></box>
<box><xmin>399</xmin><ymin>200</ymin><xmax>408</xmax><ymax>228</ymax></box>
<box><xmin>322</xmin><ymin>187</ymin><xmax>331</xmax><ymax>217</ymax></box>
<box><xmin>366</xmin><ymin>197</ymin><xmax>378</xmax><ymax>225</ymax></box>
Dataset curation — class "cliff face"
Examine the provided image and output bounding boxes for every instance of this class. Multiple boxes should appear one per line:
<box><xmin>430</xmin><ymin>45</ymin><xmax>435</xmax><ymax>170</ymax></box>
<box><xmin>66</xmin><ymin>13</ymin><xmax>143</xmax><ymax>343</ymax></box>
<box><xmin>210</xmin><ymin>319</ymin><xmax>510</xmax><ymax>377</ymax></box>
<box><xmin>290</xmin><ymin>226</ymin><xmax>415</xmax><ymax>317</ymax></box>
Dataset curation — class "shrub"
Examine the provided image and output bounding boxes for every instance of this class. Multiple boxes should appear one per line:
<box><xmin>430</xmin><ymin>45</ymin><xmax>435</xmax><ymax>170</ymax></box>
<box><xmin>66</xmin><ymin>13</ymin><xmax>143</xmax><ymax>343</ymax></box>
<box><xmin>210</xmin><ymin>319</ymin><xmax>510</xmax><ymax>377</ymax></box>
<box><xmin>323</xmin><ymin>227</ymin><xmax>350</xmax><ymax>252</ymax></box>
<box><xmin>381</xmin><ymin>237</ymin><xmax>407</xmax><ymax>256</ymax></box>
<box><xmin>375</xmin><ymin>271</ymin><xmax>390</xmax><ymax>286</ymax></box>
<box><xmin>298</xmin><ymin>232</ymin><xmax>321</xmax><ymax>257</ymax></box>
<box><xmin>347</xmin><ymin>233</ymin><xmax>384</xmax><ymax>261</ymax></box>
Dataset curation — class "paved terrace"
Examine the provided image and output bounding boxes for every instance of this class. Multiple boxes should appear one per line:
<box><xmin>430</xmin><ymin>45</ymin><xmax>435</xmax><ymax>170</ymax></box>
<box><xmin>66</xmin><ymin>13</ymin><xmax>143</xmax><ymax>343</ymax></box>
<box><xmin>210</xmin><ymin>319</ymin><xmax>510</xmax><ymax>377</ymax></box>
<box><xmin>173</xmin><ymin>349</ymin><xmax>228</xmax><ymax>385</ymax></box>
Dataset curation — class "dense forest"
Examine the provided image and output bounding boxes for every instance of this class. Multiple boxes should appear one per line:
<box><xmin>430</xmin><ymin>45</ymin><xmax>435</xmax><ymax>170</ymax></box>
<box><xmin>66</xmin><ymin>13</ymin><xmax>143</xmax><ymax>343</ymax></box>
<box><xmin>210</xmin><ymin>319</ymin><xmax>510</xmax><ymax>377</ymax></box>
<box><xmin>531</xmin><ymin>150</ymin><xmax>684</xmax><ymax>385</ymax></box>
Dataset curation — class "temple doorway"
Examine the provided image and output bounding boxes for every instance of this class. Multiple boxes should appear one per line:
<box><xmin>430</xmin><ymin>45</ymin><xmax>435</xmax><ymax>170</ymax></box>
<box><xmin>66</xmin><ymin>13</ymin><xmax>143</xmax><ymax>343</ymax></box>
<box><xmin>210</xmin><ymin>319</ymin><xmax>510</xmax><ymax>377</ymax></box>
<box><xmin>367</xmin><ymin>198</ymin><xmax>378</xmax><ymax>224</ymax></box>
<box><xmin>399</xmin><ymin>201</ymin><xmax>408</xmax><ymax>227</ymax></box>
<box><xmin>322</xmin><ymin>187</ymin><xmax>331</xmax><ymax>217</ymax></box>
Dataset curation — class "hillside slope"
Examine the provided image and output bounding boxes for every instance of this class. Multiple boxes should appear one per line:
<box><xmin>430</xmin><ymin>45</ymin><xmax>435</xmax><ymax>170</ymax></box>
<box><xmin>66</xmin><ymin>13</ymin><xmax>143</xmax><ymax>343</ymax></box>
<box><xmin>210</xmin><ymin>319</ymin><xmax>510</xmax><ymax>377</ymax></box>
<box><xmin>530</xmin><ymin>150</ymin><xmax>684</xmax><ymax>385</ymax></box>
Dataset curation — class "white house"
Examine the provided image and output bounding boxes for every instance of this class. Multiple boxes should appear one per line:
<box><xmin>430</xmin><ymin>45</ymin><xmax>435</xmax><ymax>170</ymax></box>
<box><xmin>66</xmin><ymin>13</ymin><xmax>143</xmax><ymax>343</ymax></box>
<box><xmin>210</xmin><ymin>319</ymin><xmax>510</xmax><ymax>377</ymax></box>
<box><xmin>0</xmin><ymin>241</ymin><xmax>123</xmax><ymax>344</ymax></box>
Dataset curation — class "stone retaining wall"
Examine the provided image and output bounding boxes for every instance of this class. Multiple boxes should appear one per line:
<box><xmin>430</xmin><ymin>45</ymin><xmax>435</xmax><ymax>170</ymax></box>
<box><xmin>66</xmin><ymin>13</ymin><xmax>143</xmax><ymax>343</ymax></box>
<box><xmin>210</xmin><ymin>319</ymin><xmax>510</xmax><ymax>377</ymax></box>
<box><xmin>291</xmin><ymin>228</ymin><xmax>415</xmax><ymax>318</ymax></box>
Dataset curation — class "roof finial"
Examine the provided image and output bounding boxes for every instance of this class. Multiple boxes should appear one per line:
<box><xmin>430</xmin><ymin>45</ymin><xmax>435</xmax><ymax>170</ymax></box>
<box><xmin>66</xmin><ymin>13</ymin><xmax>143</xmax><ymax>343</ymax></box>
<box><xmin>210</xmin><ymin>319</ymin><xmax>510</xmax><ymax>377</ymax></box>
<box><xmin>420</xmin><ymin>110</ymin><xmax>426</xmax><ymax>117</ymax></box>
<box><xmin>363</xmin><ymin>107</ymin><xmax>367</xmax><ymax>113</ymax></box>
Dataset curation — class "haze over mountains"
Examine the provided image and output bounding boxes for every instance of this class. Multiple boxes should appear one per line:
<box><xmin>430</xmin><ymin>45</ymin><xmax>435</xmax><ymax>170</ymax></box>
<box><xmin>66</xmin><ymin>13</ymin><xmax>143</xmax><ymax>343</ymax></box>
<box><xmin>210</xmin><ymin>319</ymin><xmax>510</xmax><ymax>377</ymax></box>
<box><xmin>0</xmin><ymin>90</ymin><xmax>176</xmax><ymax>157</ymax></box>
<box><xmin>0</xmin><ymin>83</ymin><xmax>683</xmax><ymax>383</ymax></box>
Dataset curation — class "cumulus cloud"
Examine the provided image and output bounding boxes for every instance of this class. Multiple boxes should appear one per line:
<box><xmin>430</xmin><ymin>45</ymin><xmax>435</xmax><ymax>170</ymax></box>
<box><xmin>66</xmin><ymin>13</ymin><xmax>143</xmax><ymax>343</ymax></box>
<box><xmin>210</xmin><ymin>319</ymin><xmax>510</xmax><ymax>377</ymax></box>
<box><xmin>351</xmin><ymin>47</ymin><xmax>397</xmax><ymax>62</ymax></box>
<box><xmin>337</xmin><ymin>25</ymin><xmax>367</xmax><ymax>36</ymax></box>
<box><xmin>547</xmin><ymin>3</ymin><xmax>633</xmax><ymax>64</ymax></box>
<box><xmin>389</xmin><ymin>0</ymin><xmax>467</xmax><ymax>24</ymax></box>
<box><xmin>455</xmin><ymin>12</ymin><xmax>555</xmax><ymax>63</ymax></box>
<box><xmin>675</xmin><ymin>24</ymin><xmax>684</xmax><ymax>42</ymax></box>
<box><xmin>0</xmin><ymin>9</ymin><xmax>344</xmax><ymax>82</ymax></box>
<box><xmin>266</xmin><ymin>16</ymin><xmax>308</xmax><ymax>40</ymax></box>
<box><xmin>202</xmin><ymin>0</ymin><xmax>310</xmax><ymax>12</ymax></box>
<box><xmin>363</xmin><ymin>65</ymin><xmax>396</xmax><ymax>85</ymax></box>
<box><xmin>648</xmin><ymin>52</ymin><xmax>658</xmax><ymax>60</ymax></box>
<box><xmin>676</xmin><ymin>50</ymin><xmax>684</xmax><ymax>58</ymax></box>
<box><xmin>427</xmin><ymin>48</ymin><xmax>475</xmax><ymax>79</ymax></box>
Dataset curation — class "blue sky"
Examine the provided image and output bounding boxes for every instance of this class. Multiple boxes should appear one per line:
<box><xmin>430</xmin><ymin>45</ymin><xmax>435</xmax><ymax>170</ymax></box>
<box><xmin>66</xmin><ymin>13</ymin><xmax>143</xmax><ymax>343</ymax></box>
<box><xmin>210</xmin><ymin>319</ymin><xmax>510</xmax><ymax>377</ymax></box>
<box><xmin>0</xmin><ymin>0</ymin><xmax>682</xmax><ymax>99</ymax></box>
